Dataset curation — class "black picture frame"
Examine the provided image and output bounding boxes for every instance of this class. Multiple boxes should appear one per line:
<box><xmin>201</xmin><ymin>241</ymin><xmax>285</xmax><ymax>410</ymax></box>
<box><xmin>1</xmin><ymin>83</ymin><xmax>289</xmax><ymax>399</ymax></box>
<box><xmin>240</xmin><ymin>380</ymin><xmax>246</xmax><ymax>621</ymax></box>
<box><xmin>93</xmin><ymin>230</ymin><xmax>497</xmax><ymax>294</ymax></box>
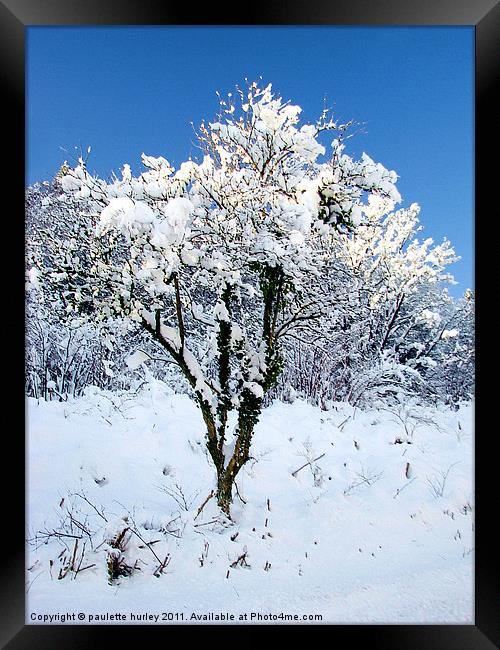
<box><xmin>4</xmin><ymin>0</ymin><xmax>497</xmax><ymax>646</ymax></box>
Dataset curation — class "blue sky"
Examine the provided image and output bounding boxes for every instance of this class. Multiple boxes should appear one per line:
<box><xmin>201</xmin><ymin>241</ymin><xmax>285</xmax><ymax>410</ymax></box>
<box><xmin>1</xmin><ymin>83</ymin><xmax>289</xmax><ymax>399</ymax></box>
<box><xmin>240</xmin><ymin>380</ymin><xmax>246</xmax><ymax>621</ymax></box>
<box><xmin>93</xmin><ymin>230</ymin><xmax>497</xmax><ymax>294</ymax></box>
<box><xmin>26</xmin><ymin>26</ymin><xmax>473</xmax><ymax>296</ymax></box>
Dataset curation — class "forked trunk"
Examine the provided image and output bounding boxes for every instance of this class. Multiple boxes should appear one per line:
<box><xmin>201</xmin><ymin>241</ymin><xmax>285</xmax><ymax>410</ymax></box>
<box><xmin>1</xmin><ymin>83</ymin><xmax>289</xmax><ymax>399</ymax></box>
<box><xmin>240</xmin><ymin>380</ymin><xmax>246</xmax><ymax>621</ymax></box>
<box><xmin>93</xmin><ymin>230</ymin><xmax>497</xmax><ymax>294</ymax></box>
<box><xmin>199</xmin><ymin>388</ymin><xmax>261</xmax><ymax>517</ymax></box>
<box><xmin>214</xmin><ymin>414</ymin><xmax>257</xmax><ymax>516</ymax></box>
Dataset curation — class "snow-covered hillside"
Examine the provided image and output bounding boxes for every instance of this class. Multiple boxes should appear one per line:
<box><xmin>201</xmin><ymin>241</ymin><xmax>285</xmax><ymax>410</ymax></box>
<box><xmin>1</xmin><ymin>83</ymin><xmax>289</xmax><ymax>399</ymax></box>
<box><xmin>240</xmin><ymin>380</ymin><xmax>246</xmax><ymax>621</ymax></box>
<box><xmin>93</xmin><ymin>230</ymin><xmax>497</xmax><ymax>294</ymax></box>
<box><xmin>27</xmin><ymin>382</ymin><xmax>473</xmax><ymax>624</ymax></box>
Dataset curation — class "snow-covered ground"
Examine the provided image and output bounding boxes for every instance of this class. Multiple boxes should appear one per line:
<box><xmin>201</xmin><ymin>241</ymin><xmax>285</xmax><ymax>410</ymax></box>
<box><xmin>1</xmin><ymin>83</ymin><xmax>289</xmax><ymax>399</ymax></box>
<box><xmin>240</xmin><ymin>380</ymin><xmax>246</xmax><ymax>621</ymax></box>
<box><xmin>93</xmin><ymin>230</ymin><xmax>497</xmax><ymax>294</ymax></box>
<box><xmin>26</xmin><ymin>381</ymin><xmax>474</xmax><ymax>624</ymax></box>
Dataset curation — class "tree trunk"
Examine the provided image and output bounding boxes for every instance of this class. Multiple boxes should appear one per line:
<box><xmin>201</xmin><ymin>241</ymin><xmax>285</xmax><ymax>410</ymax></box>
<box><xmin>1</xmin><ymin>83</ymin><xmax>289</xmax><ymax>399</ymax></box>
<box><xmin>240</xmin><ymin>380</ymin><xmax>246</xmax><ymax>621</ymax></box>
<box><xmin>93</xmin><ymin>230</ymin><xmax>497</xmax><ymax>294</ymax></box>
<box><xmin>216</xmin><ymin>471</ymin><xmax>234</xmax><ymax>516</ymax></box>
<box><xmin>214</xmin><ymin>404</ymin><xmax>259</xmax><ymax>516</ymax></box>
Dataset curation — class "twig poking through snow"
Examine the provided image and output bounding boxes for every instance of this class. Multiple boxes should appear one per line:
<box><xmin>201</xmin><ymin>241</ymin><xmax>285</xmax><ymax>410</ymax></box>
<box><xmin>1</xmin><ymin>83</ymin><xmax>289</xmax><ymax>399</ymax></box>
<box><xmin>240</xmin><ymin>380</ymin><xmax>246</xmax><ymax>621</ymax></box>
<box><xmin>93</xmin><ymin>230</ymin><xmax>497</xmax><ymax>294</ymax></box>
<box><xmin>194</xmin><ymin>490</ymin><xmax>215</xmax><ymax>520</ymax></box>
<box><xmin>291</xmin><ymin>453</ymin><xmax>326</xmax><ymax>478</ymax></box>
<box><xmin>393</xmin><ymin>477</ymin><xmax>416</xmax><ymax>499</ymax></box>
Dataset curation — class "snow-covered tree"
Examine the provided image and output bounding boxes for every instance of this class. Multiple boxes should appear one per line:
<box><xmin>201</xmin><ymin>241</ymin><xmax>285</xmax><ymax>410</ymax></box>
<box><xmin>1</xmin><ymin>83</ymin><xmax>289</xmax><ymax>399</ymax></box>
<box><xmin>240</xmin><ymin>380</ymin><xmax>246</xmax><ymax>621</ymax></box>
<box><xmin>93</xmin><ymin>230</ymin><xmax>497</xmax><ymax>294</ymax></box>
<box><xmin>26</xmin><ymin>180</ymin><xmax>138</xmax><ymax>399</ymax></box>
<box><xmin>272</xmin><ymin>190</ymin><xmax>473</xmax><ymax>408</ymax></box>
<box><xmin>28</xmin><ymin>82</ymin><xmax>412</xmax><ymax>515</ymax></box>
<box><xmin>401</xmin><ymin>287</ymin><xmax>475</xmax><ymax>405</ymax></box>
<box><xmin>323</xmin><ymin>196</ymin><xmax>461</xmax><ymax>404</ymax></box>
